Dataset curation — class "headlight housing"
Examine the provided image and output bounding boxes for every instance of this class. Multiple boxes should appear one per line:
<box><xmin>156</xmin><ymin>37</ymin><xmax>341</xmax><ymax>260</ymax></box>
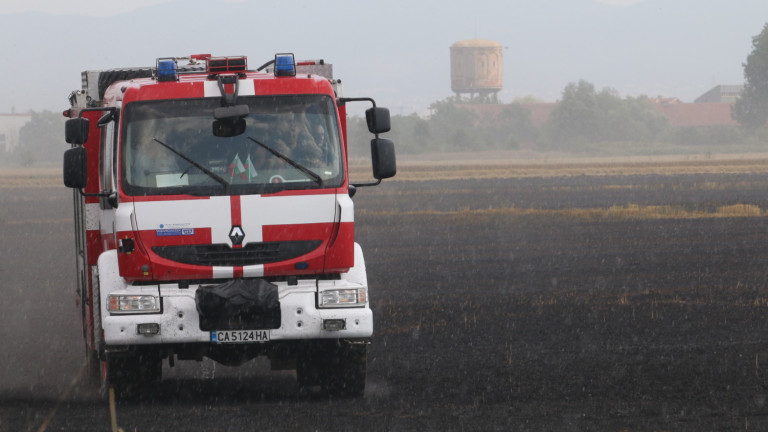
<box><xmin>107</xmin><ymin>295</ymin><xmax>161</xmax><ymax>314</ymax></box>
<box><xmin>318</xmin><ymin>288</ymin><xmax>367</xmax><ymax>308</ymax></box>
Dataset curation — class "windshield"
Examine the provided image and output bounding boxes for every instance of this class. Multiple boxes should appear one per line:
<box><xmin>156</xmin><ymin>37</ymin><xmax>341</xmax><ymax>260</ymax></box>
<box><xmin>121</xmin><ymin>95</ymin><xmax>343</xmax><ymax>196</ymax></box>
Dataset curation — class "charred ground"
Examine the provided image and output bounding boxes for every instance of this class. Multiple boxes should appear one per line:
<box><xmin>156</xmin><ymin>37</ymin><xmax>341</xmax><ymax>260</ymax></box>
<box><xmin>4</xmin><ymin>162</ymin><xmax>768</xmax><ymax>430</ymax></box>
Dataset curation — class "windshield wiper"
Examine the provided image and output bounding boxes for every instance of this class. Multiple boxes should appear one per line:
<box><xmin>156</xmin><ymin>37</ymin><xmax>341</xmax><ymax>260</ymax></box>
<box><xmin>246</xmin><ymin>136</ymin><xmax>323</xmax><ymax>185</ymax></box>
<box><xmin>152</xmin><ymin>138</ymin><xmax>231</xmax><ymax>194</ymax></box>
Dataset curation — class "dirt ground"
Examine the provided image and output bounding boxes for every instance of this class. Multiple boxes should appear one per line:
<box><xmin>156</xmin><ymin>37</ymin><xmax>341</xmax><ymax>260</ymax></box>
<box><xmin>4</xmin><ymin>161</ymin><xmax>768</xmax><ymax>431</ymax></box>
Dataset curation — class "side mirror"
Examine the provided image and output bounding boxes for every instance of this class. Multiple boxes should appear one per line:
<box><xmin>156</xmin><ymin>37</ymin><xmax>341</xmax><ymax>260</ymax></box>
<box><xmin>63</xmin><ymin>147</ymin><xmax>88</xmax><ymax>189</ymax></box>
<box><xmin>65</xmin><ymin>118</ymin><xmax>90</xmax><ymax>145</ymax></box>
<box><xmin>371</xmin><ymin>138</ymin><xmax>396</xmax><ymax>180</ymax></box>
<box><xmin>345</xmin><ymin>98</ymin><xmax>396</xmax><ymax>188</ymax></box>
<box><xmin>365</xmin><ymin>107</ymin><xmax>391</xmax><ymax>134</ymax></box>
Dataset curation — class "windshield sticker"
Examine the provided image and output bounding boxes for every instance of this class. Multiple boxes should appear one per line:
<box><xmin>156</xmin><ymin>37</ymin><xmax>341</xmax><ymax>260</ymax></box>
<box><xmin>156</xmin><ymin>223</ymin><xmax>194</xmax><ymax>237</ymax></box>
<box><xmin>156</xmin><ymin>228</ymin><xmax>195</xmax><ymax>236</ymax></box>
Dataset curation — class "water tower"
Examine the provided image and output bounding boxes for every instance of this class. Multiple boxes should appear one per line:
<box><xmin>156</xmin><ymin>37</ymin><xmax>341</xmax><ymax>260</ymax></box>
<box><xmin>450</xmin><ymin>39</ymin><xmax>503</xmax><ymax>103</ymax></box>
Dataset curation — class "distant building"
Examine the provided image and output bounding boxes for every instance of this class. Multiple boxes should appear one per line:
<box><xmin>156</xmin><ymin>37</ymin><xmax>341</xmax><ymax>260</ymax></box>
<box><xmin>460</xmin><ymin>103</ymin><xmax>555</xmax><ymax>127</ymax></box>
<box><xmin>694</xmin><ymin>85</ymin><xmax>743</xmax><ymax>103</ymax></box>
<box><xmin>460</xmin><ymin>99</ymin><xmax>737</xmax><ymax>128</ymax></box>
<box><xmin>651</xmin><ymin>96</ymin><xmax>682</xmax><ymax>106</ymax></box>
<box><xmin>652</xmin><ymin>102</ymin><xmax>737</xmax><ymax>126</ymax></box>
<box><xmin>0</xmin><ymin>113</ymin><xmax>32</xmax><ymax>153</ymax></box>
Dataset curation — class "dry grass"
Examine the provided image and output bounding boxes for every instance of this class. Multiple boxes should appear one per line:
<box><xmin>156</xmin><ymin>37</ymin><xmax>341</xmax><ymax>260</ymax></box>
<box><xmin>6</xmin><ymin>152</ymin><xmax>768</xmax><ymax>186</ymax></box>
<box><xmin>358</xmin><ymin>203</ymin><xmax>767</xmax><ymax>221</ymax></box>
<box><xmin>0</xmin><ymin>166</ymin><xmax>61</xmax><ymax>188</ymax></box>
<box><xmin>545</xmin><ymin>180</ymin><xmax>765</xmax><ymax>193</ymax></box>
<box><xmin>352</xmin><ymin>152</ymin><xmax>768</xmax><ymax>181</ymax></box>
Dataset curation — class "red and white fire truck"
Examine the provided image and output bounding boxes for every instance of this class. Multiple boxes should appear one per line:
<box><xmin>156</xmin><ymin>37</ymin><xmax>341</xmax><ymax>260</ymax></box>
<box><xmin>62</xmin><ymin>53</ymin><xmax>395</xmax><ymax>396</ymax></box>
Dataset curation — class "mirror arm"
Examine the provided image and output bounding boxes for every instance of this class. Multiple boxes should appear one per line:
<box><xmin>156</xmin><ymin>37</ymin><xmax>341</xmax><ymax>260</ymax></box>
<box><xmin>337</xmin><ymin>97</ymin><xmax>376</xmax><ymax>108</ymax></box>
<box><xmin>217</xmin><ymin>75</ymin><xmax>240</xmax><ymax>106</ymax></box>
<box><xmin>77</xmin><ymin>189</ymin><xmax>114</xmax><ymax>198</ymax></box>
<box><xmin>78</xmin><ymin>106</ymin><xmax>117</xmax><ymax>119</ymax></box>
<box><xmin>96</xmin><ymin>108</ymin><xmax>118</xmax><ymax>127</ymax></box>
<box><xmin>351</xmin><ymin>179</ymin><xmax>382</xmax><ymax>188</ymax></box>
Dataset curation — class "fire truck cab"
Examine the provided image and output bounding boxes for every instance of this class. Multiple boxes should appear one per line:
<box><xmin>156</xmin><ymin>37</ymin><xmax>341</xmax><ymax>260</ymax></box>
<box><xmin>63</xmin><ymin>53</ymin><xmax>395</xmax><ymax>397</ymax></box>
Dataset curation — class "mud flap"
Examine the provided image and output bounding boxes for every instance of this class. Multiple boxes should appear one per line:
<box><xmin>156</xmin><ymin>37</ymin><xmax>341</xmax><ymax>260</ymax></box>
<box><xmin>195</xmin><ymin>279</ymin><xmax>281</xmax><ymax>331</ymax></box>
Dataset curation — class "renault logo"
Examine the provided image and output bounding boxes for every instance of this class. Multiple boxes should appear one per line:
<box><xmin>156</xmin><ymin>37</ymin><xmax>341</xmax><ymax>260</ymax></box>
<box><xmin>229</xmin><ymin>225</ymin><xmax>245</xmax><ymax>246</ymax></box>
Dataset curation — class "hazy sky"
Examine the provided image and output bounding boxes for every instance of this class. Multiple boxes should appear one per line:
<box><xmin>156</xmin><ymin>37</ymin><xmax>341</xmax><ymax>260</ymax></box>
<box><xmin>1</xmin><ymin>0</ymin><xmax>767</xmax><ymax>115</ymax></box>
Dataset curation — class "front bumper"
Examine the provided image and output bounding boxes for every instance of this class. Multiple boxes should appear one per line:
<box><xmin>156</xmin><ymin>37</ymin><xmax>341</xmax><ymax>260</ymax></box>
<box><xmin>101</xmin><ymin>279</ymin><xmax>373</xmax><ymax>345</ymax></box>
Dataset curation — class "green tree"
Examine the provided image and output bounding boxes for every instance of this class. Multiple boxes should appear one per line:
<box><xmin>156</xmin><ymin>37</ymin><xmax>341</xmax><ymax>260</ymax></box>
<box><xmin>597</xmin><ymin>94</ymin><xmax>668</xmax><ymax>143</ymax></box>
<box><xmin>427</xmin><ymin>98</ymin><xmax>478</xmax><ymax>151</ymax></box>
<box><xmin>733</xmin><ymin>23</ymin><xmax>768</xmax><ymax>128</ymax></box>
<box><xmin>16</xmin><ymin>110</ymin><xmax>67</xmax><ymax>164</ymax></box>
<box><xmin>492</xmin><ymin>103</ymin><xmax>538</xmax><ymax>147</ymax></box>
<box><xmin>543</xmin><ymin>80</ymin><xmax>600</xmax><ymax>148</ymax></box>
<box><xmin>542</xmin><ymin>80</ymin><xmax>668</xmax><ymax>150</ymax></box>
<box><xmin>395</xmin><ymin>114</ymin><xmax>431</xmax><ymax>154</ymax></box>
<box><xmin>18</xmin><ymin>148</ymin><xmax>36</xmax><ymax>167</ymax></box>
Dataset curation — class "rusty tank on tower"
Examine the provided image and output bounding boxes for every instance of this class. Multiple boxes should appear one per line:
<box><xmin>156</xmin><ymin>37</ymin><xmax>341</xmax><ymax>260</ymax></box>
<box><xmin>450</xmin><ymin>39</ymin><xmax>503</xmax><ymax>103</ymax></box>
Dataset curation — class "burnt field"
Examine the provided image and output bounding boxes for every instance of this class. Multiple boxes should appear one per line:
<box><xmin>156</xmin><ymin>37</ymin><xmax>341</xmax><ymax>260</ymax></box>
<box><xmin>5</xmin><ymin>161</ymin><xmax>768</xmax><ymax>430</ymax></box>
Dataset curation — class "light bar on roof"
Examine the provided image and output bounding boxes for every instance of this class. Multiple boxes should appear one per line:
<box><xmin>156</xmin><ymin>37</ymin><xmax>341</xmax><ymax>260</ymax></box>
<box><xmin>156</xmin><ymin>58</ymin><xmax>178</xmax><ymax>82</ymax></box>
<box><xmin>274</xmin><ymin>53</ymin><xmax>296</xmax><ymax>77</ymax></box>
<box><xmin>207</xmin><ymin>56</ymin><xmax>248</xmax><ymax>75</ymax></box>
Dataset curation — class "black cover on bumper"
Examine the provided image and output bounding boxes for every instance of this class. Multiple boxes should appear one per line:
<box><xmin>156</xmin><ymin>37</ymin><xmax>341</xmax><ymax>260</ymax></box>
<box><xmin>195</xmin><ymin>279</ymin><xmax>281</xmax><ymax>331</ymax></box>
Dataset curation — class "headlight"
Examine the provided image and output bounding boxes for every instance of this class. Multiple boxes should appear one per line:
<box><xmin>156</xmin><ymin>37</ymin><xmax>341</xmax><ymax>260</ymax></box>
<box><xmin>107</xmin><ymin>295</ymin><xmax>161</xmax><ymax>314</ymax></box>
<box><xmin>318</xmin><ymin>288</ymin><xmax>367</xmax><ymax>308</ymax></box>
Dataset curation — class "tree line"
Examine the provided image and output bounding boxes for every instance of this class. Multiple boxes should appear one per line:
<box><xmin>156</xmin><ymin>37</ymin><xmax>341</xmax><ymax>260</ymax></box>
<box><xmin>8</xmin><ymin>110</ymin><xmax>67</xmax><ymax>166</ymax></box>
<box><xmin>12</xmin><ymin>87</ymin><xmax>768</xmax><ymax>167</ymax></box>
<box><xmin>348</xmin><ymin>23</ymin><xmax>768</xmax><ymax>157</ymax></box>
<box><xmin>348</xmin><ymin>84</ymin><xmax>768</xmax><ymax>158</ymax></box>
<box><xmin>10</xmin><ymin>23</ymin><xmax>768</xmax><ymax>165</ymax></box>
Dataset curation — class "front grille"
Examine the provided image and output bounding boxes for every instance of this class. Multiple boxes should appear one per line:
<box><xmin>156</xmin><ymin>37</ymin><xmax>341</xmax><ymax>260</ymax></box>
<box><xmin>152</xmin><ymin>241</ymin><xmax>322</xmax><ymax>267</ymax></box>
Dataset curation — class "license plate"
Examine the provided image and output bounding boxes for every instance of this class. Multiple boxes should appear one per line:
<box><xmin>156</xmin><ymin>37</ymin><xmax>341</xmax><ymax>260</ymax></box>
<box><xmin>210</xmin><ymin>330</ymin><xmax>270</xmax><ymax>343</ymax></box>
